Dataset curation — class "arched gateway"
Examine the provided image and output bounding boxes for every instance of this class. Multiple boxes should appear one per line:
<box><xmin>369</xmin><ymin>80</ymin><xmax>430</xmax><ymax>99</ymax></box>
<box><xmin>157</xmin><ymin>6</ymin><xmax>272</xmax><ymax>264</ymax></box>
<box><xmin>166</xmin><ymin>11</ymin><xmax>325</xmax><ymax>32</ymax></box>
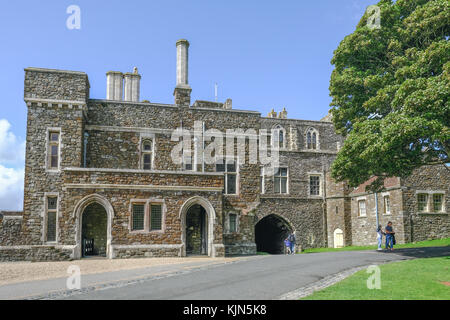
<box><xmin>179</xmin><ymin>196</ymin><xmax>216</xmax><ymax>257</ymax></box>
<box><xmin>73</xmin><ymin>194</ymin><xmax>114</xmax><ymax>259</ymax></box>
<box><xmin>255</xmin><ymin>214</ymin><xmax>294</xmax><ymax>254</ymax></box>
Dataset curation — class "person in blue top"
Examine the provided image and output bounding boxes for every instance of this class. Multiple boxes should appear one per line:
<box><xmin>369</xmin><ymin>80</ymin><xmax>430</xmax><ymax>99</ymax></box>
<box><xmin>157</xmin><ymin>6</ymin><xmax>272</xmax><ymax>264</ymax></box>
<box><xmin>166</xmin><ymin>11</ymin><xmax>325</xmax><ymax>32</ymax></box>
<box><xmin>284</xmin><ymin>237</ymin><xmax>291</xmax><ymax>255</ymax></box>
<box><xmin>288</xmin><ymin>232</ymin><xmax>296</xmax><ymax>255</ymax></box>
<box><xmin>385</xmin><ymin>221</ymin><xmax>395</xmax><ymax>251</ymax></box>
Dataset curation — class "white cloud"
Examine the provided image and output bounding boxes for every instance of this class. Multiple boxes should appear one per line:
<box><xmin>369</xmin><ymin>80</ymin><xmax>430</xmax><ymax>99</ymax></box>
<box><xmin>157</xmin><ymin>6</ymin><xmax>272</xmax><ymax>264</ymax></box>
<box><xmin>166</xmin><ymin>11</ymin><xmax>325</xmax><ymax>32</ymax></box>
<box><xmin>0</xmin><ymin>165</ymin><xmax>24</xmax><ymax>211</ymax></box>
<box><xmin>0</xmin><ymin>119</ymin><xmax>25</xmax><ymax>166</ymax></box>
<box><xmin>0</xmin><ymin>119</ymin><xmax>25</xmax><ymax>211</ymax></box>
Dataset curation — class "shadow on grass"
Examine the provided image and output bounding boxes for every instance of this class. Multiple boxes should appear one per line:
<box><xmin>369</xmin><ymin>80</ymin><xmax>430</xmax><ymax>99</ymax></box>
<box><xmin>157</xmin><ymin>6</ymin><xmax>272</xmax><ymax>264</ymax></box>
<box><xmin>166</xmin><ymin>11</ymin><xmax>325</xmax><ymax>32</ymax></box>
<box><xmin>379</xmin><ymin>246</ymin><xmax>450</xmax><ymax>259</ymax></box>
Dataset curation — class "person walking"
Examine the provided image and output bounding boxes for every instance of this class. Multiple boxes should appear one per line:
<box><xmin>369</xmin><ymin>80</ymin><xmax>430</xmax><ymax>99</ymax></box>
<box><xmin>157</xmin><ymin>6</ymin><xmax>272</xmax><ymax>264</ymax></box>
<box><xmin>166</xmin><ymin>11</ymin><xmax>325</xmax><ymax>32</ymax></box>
<box><xmin>288</xmin><ymin>232</ymin><xmax>296</xmax><ymax>255</ymax></box>
<box><xmin>376</xmin><ymin>224</ymin><xmax>385</xmax><ymax>251</ymax></box>
<box><xmin>284</xmin><ymin>237</ymin><xmax>291</xmax><ymax>255</ymax></box>
<box><xmin>385</xmin><ymin>221</ymin><xmax>395</xmax><ymax>251</ymax></box>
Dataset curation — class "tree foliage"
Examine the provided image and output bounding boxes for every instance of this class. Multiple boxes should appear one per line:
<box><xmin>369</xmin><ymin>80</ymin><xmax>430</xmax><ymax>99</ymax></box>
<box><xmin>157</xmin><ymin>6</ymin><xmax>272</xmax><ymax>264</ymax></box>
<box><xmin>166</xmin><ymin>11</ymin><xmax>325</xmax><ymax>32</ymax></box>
<box><xmin>329</xmin><ymin>0</ymin><xmax>450</xmax><ymax>188</ymax></box>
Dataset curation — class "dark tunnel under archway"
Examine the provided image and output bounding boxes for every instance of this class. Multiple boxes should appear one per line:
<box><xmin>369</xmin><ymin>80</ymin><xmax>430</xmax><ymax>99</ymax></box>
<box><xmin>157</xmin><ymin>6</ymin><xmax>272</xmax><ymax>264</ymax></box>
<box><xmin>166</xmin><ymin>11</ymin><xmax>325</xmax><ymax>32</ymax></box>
<box><xmin>255</xmin><ymin>214</ymin><xmax>293</xmax><ymax>254</ymax></box>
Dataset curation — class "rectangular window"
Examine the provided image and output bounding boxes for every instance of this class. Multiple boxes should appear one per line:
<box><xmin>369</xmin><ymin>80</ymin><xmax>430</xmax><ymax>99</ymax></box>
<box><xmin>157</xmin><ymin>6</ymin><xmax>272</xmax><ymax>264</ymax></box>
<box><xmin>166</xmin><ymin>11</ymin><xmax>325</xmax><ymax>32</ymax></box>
<box><xmin>229</xmin><ymin>214</ymin><xmax>237</xmax><ymax>233</ymax></box>
<box><xmin>150</xmin><ymin>204</ymin><xmax>162</xmax><ymax>231</ymax></box>
<box><xmin>358</xmin><ymin>200</ymin><xmax>366</xmax><ymax>217</ymax></box>
<box><xmin>46</xmin><ymin>196</ymin><xmax>57</xmax><ymax>242</ymax></box>
<box><xmin>384</xmin><ymin>196</ymin><xmax>391</xmax><ymax>214</ymax></box>
<box><xmin>418</xmin><ymin>194</ymin><xmax>428</xmax><ymax>212</ymax></box>
<box><xmin>310</xmin><ymin>175</ymin><xmax>320</xmax><ymax>196</ymax></box>
<box><xmin>274</xmin><ymin>167</ymin><xmax>288</xmax><ymax>194</ymax></box>
<box><xmin>433</xmin><ymin>194</ymin><xmax>444</xmax><ymax>212</ymax></box>
<box><xmin>132</xmin><ymin>204</ymin><xmax>145</xmax><ymax>231</ymax></box>
<box><xmin>216</xmin><ymin>159</ymin><xmax>238</xmax><ymax>195</ymax></box>
<box><xmin>48</xmin><ymin>131</ymin><xmax>60</xmax><ymax>169</ymax></box>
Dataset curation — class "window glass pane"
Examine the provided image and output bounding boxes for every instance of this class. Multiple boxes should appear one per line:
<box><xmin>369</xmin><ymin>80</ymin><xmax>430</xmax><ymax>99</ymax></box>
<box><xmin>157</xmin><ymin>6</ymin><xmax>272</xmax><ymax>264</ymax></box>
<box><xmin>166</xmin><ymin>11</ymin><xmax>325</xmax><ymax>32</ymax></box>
<box><xmin>143</xmin><ymin>141</ymin><xmax>152</xmax><ymax>151</ymax></box>
<box><xmin>384</xmin><ymin>196</ymin><xmax>390</xmax><ymax>213</ymax></box>
<box><xmin>310</xmin><ymin>176</ymin><xmax>320</xmax><ymax>195</ymax></box>
<box><xmin>307</xmin><ymin>132</ymin><xmax>311</xmax><ymax>149</ymax></box>
<box><xmin>359</xmin><ymin>201</ymin><xmax>366</xmax><ymax>216</ymax></box>
<box><xmin>132</xmin><ymin>204</ymin><xmax>145</xmax><ymax>230</ymax></box>
<box><xmin>281</xmin><ymin>177</ymin><xmax>287</xmax><ymax>194</ymax></box>
<box><xmin>229</xmin><ymin>214</ymin><xmax>237</xmax><ymax>232</ymax></box>
<box><xmin>279</xmin><ymin>130</ymin><xmax>284</xmax><ymax>147</ymax></box>
<box><xmin>274</xmin><ymin>177</ymin><xmax>281</xmax><ymax>193</ymax></box>
<box><xmin>280</xmin><ymin>168</ymin><xmax>287</xmax><ymax>177</ymax></box>
<box><xmin>50</xmin><ymin>132</ymin><xmax>59</xmax><ymax>141</ymax></box>
<box><xmin>47</xmin><ymin>211</ymin><xmax>56</xmax><ymax>242</ymax></box>
<box><xmin>418</xmin><ymin>194</ymin><xmax>428</xmax><ymax>211</ymax></box>
<box><xmin>143</xmin><ymin>154</ymin><xmax>151</xmax><ymax>170</ymax></box>
<box><xmin>227</xmin><ymin>161</ymin><xmax>236</xmax><ymax>173</ymax></box>
<box><xmin>150</xmin><ymin>205</ymin><xmax>162</xmax><ymax>230</ymax></box>
<box><xmin>227</xmin><ymin>174</ymin><xmax>237</xmax><ymax>194</ymax></box>
<box><xmin>48</xmin><ymin>197</ymin><xmax>57</xmax><ymax>210</ymax></box>
<box><xmin>433</xmin><ymin>194</ymin><xmax>443</xmax><ymax>212</ymax></box>
<box><xmin>216</xmin><ymin>162</ymin><xmax>225</xmax><ymax>172</ymax></box>
<box><xmin>51</xmin><ymin>155</ymin><xmax>58</xmax><ymax>168</ymax></box>
<box><xmin>274</xmin><ymin>167</ymin><xmax>280</xmax><ymax>177</ymax></box>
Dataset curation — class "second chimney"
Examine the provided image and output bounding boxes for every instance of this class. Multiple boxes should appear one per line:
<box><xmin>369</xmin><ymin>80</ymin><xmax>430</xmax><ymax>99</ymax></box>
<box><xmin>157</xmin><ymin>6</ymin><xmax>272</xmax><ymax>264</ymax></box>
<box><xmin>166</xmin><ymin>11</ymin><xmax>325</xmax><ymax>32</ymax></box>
<box><xmin>124</xmin><ymin>67</ymin><xmax>141</xmax><ymax>102</ymax></box>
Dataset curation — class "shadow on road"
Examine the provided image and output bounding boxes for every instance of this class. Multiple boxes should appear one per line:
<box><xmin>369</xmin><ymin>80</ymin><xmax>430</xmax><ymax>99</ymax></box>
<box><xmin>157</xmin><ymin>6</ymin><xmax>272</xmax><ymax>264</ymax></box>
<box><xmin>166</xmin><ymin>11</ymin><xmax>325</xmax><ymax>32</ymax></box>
<box><xmin>382</xmin><ymin>246</ymin><xmax>450</xmax><ymax>259</ymax></box>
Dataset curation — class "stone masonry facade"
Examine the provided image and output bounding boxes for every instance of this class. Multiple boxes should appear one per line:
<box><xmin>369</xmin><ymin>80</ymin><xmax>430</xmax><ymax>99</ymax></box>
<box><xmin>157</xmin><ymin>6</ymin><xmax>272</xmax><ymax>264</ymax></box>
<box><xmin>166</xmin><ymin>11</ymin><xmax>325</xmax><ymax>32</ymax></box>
<box><xmin>0</xmin><ymin>40</ymin><xmax>448</xmax><ymax>261</ymax></box>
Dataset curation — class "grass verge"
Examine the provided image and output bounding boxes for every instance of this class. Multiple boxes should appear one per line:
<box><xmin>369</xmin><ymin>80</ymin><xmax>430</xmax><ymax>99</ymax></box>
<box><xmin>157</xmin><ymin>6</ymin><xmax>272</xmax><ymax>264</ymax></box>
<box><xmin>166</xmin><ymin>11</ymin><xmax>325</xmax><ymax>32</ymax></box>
<box><xmin>302</xmin><ymin>256</ymin><xmax>450</xmax><ymax>300</ymax></box>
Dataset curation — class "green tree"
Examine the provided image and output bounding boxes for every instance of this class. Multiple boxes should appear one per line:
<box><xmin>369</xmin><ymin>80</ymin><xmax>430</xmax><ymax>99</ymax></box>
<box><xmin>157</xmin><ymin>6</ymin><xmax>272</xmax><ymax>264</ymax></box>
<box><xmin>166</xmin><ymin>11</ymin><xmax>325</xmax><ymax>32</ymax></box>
<box><xmin>329</xmin><ymin>0</ymin><xmax>450</xmax><ymax>188</ymax></box>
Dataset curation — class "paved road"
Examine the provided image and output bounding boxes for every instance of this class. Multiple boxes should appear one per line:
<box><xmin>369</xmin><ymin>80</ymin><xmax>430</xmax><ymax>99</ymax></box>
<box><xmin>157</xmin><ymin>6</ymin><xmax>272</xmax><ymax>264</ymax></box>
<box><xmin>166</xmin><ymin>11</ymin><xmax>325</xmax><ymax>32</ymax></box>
<box><xmin>2</xmin><ymin>246</ymin><xmax>449</xmax><ymax>300</ymax></box>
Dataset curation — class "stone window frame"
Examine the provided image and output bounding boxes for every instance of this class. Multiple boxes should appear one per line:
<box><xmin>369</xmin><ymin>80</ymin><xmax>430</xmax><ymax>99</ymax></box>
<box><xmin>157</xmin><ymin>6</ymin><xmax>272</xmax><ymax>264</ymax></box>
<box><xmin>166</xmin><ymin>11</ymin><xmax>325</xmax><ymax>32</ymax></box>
<box><xmin>415</xmin><ymin>190</ymin><xmax>446</xmax><ymax>213</ymax></box>
<box><xmin>357</xmin><ymin>196</ymin><xmax>367</xmax><ymax>217</ymax></box>
<box><xmin>274</xmin><ymin>167</ymin><xmax>289</xmax><ymax>195</ymax></box>
<box><xmin>308</xmin><ymin>172</ymin><xmax>323</xmax><ymax>198</ymax></box>
<box><xmin>215</xmin><ymin>155</ymin><xmax>240</xmax><ymax>196</ymax></box>
<box><xmin>45</xmin><ymin>127</ymin><xmax>62</xmax><ymax>173</ymax></box>
<box><xmin>139</xmin><ymin>133</ymin><xmax>155</xmax><ymax>170</ymax></box>
<box><xmin>271</xmin><ymin>124</ymin><xmax>287</xmax><ymax>150</ymax></box>
<box><xmin>382</xmin><ymin>192</ymin><xmax>391</xmax><ymax>215</ymax></box>
<box><xmin>42</xmin><ymin>192</ymin><xmax>59</xmax><ymax>244</ymax></box>
<box><xmin>128</xmin><ymin>198</ymin><xmax>166</xmax><ymax>234</ymax></box>
<box><xmin>224</xmin><ymin>211</ymin><xmax>240</xmax><ymax>234</ymax></box>
<box><xmin>305</xmin><ymin>127</ymin><xmax>320</xmax><ymax>151</ymax></box>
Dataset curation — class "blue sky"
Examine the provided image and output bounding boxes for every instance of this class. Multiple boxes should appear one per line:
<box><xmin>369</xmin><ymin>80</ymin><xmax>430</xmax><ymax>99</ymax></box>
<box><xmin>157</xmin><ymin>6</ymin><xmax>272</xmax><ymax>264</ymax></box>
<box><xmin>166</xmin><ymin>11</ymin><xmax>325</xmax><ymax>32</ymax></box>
<box><xmin>0</xmin><ymin>0</ymin><xmax>376</xmax><ymax>209</ymax></box>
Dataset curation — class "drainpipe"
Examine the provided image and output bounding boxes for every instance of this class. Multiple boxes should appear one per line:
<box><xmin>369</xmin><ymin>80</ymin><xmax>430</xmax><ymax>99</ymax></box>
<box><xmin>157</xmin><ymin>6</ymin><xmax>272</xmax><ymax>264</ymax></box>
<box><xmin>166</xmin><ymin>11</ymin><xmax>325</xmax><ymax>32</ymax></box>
<box><xmin>375</xmin><ymin>192</ymin><xmax>379</xmax><ymax>228</ymax></box>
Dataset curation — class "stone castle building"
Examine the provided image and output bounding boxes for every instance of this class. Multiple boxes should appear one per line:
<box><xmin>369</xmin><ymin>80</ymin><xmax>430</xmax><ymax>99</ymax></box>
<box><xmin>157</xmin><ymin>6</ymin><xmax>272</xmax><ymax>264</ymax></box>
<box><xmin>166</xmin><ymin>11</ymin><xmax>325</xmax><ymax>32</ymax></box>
<box><xmin>0</xmin><ymin>40</ymin><xmax>448</xmax><ymax>261</ymax></box>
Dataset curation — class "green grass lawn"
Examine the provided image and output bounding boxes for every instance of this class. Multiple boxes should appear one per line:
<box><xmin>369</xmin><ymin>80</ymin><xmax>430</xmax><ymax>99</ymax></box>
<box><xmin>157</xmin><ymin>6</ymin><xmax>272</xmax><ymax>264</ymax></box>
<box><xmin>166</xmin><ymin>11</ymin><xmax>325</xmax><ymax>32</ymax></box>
<box><xmin>302</xmin><ymin>256</ymin><xmax>450</xmax><ymax>300</ymax></box>
<box><xmin>301</xmin><ymin>237</ymin><xmax>450</xmax><ymax>254</ymax></box>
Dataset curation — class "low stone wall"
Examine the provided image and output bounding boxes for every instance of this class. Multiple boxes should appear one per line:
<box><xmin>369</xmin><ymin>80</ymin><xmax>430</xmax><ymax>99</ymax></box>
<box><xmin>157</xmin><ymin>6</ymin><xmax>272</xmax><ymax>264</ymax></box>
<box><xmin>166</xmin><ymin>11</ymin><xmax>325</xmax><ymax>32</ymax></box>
<box><xmin>225</xmin><ymin>243</ymin><xmax>257</xmax><ymax>256</ymax></box>
<box><xmin>0</xmin><ymin>246</ymin><xmax>72</xmax><ymax>262</ymax></box>
<box><xmin>112</xmin><ymin>245</ymin><xmax>181</xmax><ymax>259</ymax></box>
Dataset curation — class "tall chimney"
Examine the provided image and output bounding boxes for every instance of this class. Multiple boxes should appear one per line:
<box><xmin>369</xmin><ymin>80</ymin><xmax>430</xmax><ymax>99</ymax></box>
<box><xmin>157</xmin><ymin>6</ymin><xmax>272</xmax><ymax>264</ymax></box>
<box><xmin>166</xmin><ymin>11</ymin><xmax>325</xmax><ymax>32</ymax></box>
<box><xmin>174</xmin><ymin>39</ymin><xmax>191</xmax><ymax>107</ymax></box>
<box><xmin>124</xmin><ymin>67</ymin><xmax>141</xmax><ymax>102</ymax></box>
<box><xmin>106</xmin><ymin>71</ymin><xmax>123</xmax><ymax>100</ymax></box>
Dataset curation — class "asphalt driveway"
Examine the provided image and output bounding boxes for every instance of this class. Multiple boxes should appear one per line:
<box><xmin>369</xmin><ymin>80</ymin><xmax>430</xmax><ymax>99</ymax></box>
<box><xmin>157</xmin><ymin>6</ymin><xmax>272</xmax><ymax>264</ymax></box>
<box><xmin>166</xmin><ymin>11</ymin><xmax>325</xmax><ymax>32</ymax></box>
<box><xmin>1</xmin><ymin>246</ymin><xmax>448</xmax><ymax>300</ymax></box>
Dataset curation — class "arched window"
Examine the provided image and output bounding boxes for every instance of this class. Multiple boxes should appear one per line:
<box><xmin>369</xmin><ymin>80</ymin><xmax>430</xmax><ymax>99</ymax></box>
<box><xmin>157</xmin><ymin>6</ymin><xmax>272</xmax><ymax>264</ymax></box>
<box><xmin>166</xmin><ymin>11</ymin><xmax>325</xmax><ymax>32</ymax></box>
<box><xmin>306</xmin><ymin>127</ymin><xmax>319</xmax><ymax>150</ymax></box>
<box><xmin>141</xmin><ymin>139</ymin><xmax>152</xmax><ymax>170</ymax></box>
<box><xmin>272</xmin><ymin>125</ymin><xmax>286</xmax><ymax>149</ymax></box>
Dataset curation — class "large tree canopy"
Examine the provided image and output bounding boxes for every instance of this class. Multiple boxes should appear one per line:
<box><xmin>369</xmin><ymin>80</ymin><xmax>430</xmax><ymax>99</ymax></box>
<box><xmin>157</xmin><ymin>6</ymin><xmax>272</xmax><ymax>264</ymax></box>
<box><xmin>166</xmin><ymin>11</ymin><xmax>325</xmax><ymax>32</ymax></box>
<box><xmin>329</xmin><ymin>0</ymin><xmax>450</xmax><ymax>188</ymax></box>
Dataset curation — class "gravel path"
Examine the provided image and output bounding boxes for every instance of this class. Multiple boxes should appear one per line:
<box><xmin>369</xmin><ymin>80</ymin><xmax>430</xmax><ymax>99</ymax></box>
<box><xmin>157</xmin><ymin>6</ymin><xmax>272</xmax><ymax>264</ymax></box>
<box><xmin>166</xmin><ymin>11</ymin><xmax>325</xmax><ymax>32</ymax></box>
<box><xmin>0</xmin><ymin>257</ymin><xmax>239</xmax><ymax>286</ymax></box>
